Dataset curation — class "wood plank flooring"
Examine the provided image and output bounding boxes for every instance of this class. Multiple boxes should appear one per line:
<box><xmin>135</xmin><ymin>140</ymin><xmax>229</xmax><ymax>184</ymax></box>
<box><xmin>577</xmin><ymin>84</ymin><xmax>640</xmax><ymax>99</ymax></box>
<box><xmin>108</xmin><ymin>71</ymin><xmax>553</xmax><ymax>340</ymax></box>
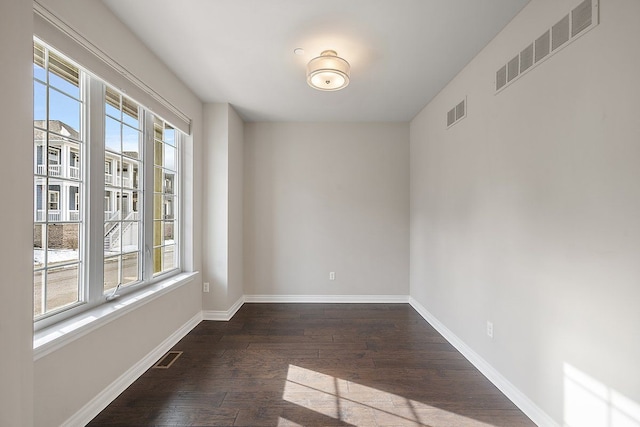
<box><xmin>88</xmin><ymin>303</ymin><xmax>535</xmax><ymax>426</ymax></box>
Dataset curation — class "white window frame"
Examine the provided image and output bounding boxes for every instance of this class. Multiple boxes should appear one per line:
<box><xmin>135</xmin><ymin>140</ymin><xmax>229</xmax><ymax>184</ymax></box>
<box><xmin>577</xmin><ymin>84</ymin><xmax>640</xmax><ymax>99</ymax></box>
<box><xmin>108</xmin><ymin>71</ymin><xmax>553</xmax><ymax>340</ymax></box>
<box><xmin>34</xmin><ymin>39</ymin><xmax>184</xmax><ymax>331</ymax></box>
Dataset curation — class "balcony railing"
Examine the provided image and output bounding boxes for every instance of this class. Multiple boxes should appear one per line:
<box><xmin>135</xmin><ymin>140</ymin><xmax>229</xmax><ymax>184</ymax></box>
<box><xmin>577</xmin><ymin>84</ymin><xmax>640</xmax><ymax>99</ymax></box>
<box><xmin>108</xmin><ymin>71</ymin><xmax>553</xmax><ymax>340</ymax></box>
<box><xmin>36</xmin><ymin>210</ymin><xmax>61</xmax><ymax>222</ymax></box>
<box><xmin>105</xmin><ymin>174</ymin><xmax>134</xmax><ymax>188</ymax></box>
<box><xmin>37</xmin><ymin>164</ymin><xmax>62</xmax><ymax>176</ymax></box>
<box><xmin>69</xmin><ymin>166</ymin><xmax>79</xmax><ymax>179</ymax></box>
<box><xmin>36</xmin><ymin>164</ymin><xmax>80</xmax><ymax>179</ymax></box>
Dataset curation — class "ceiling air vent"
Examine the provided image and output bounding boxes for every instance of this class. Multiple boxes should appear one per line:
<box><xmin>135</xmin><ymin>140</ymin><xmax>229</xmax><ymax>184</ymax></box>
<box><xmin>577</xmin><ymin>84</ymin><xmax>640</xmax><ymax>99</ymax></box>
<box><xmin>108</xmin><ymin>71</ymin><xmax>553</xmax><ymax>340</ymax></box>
<box><xmin>495</xmin><ymin>0</ymin><xmax>599</xmax><ymax>94</ymax></box>
<box><xmin>447</xmin><ymin>98</ymin><xmax>467</xmax><ymax>129</ymax></box>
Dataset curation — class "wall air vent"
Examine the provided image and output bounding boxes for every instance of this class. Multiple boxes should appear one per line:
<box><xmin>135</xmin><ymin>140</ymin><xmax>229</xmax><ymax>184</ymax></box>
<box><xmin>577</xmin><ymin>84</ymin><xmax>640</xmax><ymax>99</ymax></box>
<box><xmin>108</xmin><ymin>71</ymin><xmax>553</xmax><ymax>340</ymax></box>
<box><xmin>520</xmin><ymin>44</ymin><xmax>534</xmax><ymax>73</ymax></box>
<box><xmin>447</xmin><ymin>98</ymin><xmax>467</xmax><ymax>128</ymax></box>
<box><xmin>496</xmin><ymin>66</ymin><xmax>507</xmax><ymax>91</ymax></box>
<box><xmin>507</xmin><ymin>55</ymin><xmax>519</xmax><ymax>82</ymax></box>
<box><xmin>535</xmin><ymin>30</ymin><xmax>551</xmax><ymax>63</ymax></box>
<box><xmin>495</xmin><ymin>0</ymin><xmax>599</xmax><ymax>94</ymax></box>
<box><xmin>552</xmin><ymin>14</ymin><xmax>571</xmax><ymax>51</ymax></box>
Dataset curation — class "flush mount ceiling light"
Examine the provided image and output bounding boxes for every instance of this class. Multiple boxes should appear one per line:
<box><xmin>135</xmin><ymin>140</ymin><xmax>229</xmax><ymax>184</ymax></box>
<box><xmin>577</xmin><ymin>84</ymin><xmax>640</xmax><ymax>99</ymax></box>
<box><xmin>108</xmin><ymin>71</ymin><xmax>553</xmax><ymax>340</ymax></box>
<box><xmin>306</xmin><ymin>50</ymin><xmax>350</xmax><ymax>91</ymax></box>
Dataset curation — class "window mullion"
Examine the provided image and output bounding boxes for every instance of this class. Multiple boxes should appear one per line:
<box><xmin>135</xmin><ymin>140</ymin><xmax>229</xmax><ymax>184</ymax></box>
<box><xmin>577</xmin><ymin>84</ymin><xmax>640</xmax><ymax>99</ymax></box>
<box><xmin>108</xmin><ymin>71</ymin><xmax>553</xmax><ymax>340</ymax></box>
<box><xmin>143</xmin><ymin>111</ymin><xmax>155</xmax><ymax>282</ymax></box>
<box><xmin>86</xmin><ymin>78</ymin><xmax>105</xmax><ymax>303</ymax></box>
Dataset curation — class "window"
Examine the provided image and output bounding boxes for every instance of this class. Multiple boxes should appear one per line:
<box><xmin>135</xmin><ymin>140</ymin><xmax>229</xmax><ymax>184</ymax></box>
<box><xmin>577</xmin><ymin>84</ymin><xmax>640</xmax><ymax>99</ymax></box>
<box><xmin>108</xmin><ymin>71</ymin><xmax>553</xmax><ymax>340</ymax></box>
<box><xmin>33</xmin><ymin>40</ymin><xmax>183</xmax><ymax>325</ymax></box>
<box><xmin>153</xmin><ymin>119</ymin><xmax>179</xmax><ymax>274</ymax></box>
<box><xmin>33</xmin><ymin>41</ymin><xmax>84</xmax><ymax>318</ymax></box>
<box><xmin>104</xmin><ymin>86</ymin><xmax>143</xmax><ymax>293</ymax></box>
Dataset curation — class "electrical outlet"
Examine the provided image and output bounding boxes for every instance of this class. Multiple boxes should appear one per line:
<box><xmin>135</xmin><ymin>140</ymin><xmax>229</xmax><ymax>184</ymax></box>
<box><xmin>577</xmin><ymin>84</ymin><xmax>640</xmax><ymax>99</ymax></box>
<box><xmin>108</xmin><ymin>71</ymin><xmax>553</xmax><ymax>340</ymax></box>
<box><xmin>486</xmin><ymin>321</ymin><xmax>494</xmax><ymax>338</ymax></box>
<box><xmin>203</xmin><ymin>282</ymin><xmax>210</xmax><ymax>293</ymax></box>
<box><xmin>329</xmin><ymin>272</ymin><xmax>336</xmax><ymax>281</ymax></box>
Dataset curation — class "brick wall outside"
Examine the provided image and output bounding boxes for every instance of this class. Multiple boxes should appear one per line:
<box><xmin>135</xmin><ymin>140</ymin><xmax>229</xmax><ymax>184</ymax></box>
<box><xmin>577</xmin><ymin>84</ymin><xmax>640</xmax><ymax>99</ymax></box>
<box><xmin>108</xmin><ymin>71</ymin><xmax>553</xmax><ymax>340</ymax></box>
<box><xmin>33</xmin><ymin>224</ymin><xmax>79</xmax><ymax>249</ymax></box>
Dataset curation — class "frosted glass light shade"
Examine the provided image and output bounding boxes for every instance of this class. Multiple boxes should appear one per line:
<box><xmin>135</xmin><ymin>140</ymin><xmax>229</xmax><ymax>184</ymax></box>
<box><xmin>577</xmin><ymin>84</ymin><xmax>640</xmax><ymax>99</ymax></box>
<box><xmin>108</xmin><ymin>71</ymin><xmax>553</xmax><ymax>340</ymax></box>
<box><xmin>307</xmin><ymin>50</ymin><xmax>350</xmax><ymax>91</ymax></box>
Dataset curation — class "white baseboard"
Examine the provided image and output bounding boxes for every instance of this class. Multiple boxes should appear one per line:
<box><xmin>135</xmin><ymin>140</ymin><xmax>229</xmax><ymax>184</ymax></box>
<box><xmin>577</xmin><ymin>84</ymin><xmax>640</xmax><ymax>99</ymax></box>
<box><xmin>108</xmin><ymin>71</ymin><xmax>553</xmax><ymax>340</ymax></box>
<box><xmin>202</xmin><ymin>295</ymin><xmax>245</xmax><ymax>321</ymax></box>
<box><xmin>408</xmin><ymin>297</ymin><xmax>559</xmax><ymax>427</ymax></box>
<box><xmin>61</xmin><ymin>311</ymin><xmax>202</xmax><ymax>427</ymax></box>
<box><xmin>244</xmin><ymin>294</ymin><xmax>410</xmax><ymax>303</ymax></box>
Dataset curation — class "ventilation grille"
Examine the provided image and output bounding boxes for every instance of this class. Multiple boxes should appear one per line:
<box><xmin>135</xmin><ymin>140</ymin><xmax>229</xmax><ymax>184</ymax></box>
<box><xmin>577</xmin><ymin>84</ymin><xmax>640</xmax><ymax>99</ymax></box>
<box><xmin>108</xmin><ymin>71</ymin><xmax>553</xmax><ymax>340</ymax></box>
<box><xmin>447</xmin><ymin>98</ymin><xmax>467</xmax><ymax>128</ymax></box>
<box><xmin>153</xmin><ymin>351</ymin><xmax>183</xmax><ymax>369</ymax></box>
<box><xmin>496</xmin><ymin>0</ymin><xmax>598</xmax><ymax>93</ymax></box>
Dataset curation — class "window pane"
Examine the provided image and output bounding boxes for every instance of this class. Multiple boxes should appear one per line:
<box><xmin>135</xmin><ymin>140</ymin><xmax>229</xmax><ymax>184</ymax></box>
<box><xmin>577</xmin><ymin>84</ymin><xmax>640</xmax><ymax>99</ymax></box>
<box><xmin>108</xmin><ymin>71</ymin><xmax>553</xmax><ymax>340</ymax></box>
<box><xmin>105</xmin><ymin>116</ymin><xmax>121</xmax><ymax>153</ymax></box>
<box><xmin>154</xmin><ymin>167</ymin><xmax>163</xmax><ymax>192</ymax></box>
<box><xmin>154</xmin><ymin>139</ymin><xmax>163</xmax><ymax>166</ymax></box>
<box><xmin>34</xmin><ymin>224</ymin><xmax>45</xmax><ymax>266</ymax></box>
<box><xmin>46</xmin><ymin>264</ymin><xmax>80</xmax><ymax>313</ymax></box>
<box><xmin>122</xmin><ymin>125</ymin><xmax>141</xmax><ymax>159</ymax></box>
<box><xmin>131</xmin><ymin>191</ymin><xmax>141</xmax><ymax>215</ymax></box>
<box><xmin>162</xmin><ymin>196</ymin><xmax>175</xmax><ymax>220</ymax></box>
<box><xmin>163</xmin><ymin>245</ymin><xmax>176</xmax><ymax>271</ymax></box>
<box><xmin>163</xmin><ymin>145</ymin><xmax>176</xmax><ymax>170</ymax></box>
<box><xmin>153</xmin><ymin>220</ymin><xmax>163</xmax><ymax>247</ymax></box>
<box><xmin>48</xmin><ymin>50</ymin><xmax>80</xmax><ymax>99</ymax></box>
<box><xmin>47</xmin><ymin>223</ymin><xmax>79</xmax><ymax>266</ymax></box>
<box><xmin>105</xmin><ymin>192</ymin><xmax>118</xmax><ymax>220</ymax></box>
<box><xmin>49</xmin><ymin>89</ymin><xmax>81</xmax><ymax>134</ymax></box>
<box><xmin>121</xmin><ymin>253</ymin><xmax>139</xmax><ymax>285</ymax></box>
<box><xmin>121</xmin><ymin>221</ymin><xmax>139</xmax><ymax>253</ymax></box>
<box><xmin>34</xmin><ymin>270</ymin><xmax>45</xmax><ymax>318</ymax></box>
<box><xmin>163</xmin><ymin>171</ymin><xmax>175</xmax><ymax>194</ymax></box>
<box><xmin>130</xmin><ymin>162</ymin><xmax>140</xmax><ymax>190</ymax></box>
<box><xmin>104</xmin><ymin>221</ymin><xmax>121</xmax><ymax>255</ymax></box>
<box><xmin>105</xmin><ymin>87</ymin><xmax>121</xmax><ymax>119</ymax></box>
<box><xmin>33</xmin><ymin>43</ymin><xmax>46</xmax><ymax>81</ymax></box>
<box><xmin>163</xmin><ymin>221</ymin><xmax>174</xmax><ymax>244</ymax></box>
<box><xmin>164</xmin><ymin>125</ymin><xmax>175</xmax><ymax>146</ymax></box>
<box><xmin>104</xmin><ymin>256</ymin><xmax>119</xmax><ymax>293</ymax></box>
<box><xmin>34</xmin><ymin>81</ymin><xmax>46</xmax><ymax>122</ymax></box>
<box><xmin>34</xmin><ymin>143</ymin><xmax>44</xmax><ymax>176</ymax></box>
<box><xmin>122</xmin><ymin>97</ymin><xmax>139</xmax><ymax>129</ymax></box>
<box><xmin>67</xmin><ymin>141</ymin><xmax>81</xmax><ymax>181</ymax></box>
<box><xmin>153</xmin><ymin>247</ymin><xmax>162</xmax><ymax>274</ymax></box>
<box><xmin>34</xmin><ymin>178</ymin><xmax>47</xmax><ymax>221</ymax></box>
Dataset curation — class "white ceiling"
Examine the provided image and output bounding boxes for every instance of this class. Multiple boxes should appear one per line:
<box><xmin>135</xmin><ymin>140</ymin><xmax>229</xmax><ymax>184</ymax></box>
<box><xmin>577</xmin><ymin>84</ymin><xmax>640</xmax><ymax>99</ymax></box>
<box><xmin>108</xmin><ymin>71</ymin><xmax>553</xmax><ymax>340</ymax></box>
<box><xmin>101</xmin><ymin>0</ymin><xmax>529</xmax><ymax>122</ymax></box>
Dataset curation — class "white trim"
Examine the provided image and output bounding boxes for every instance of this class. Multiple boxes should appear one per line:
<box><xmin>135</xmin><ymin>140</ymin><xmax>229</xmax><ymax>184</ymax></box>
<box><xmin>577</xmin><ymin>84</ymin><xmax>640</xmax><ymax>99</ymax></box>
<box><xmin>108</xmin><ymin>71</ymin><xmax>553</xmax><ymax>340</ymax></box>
<box><xmin>60</xmin><ymin>311</ymin><xmax>202</xmax><ymax>427</ymax></box>
<box><xmin>202</xmin><ymin>295</ymin><xmax>246</xmax><ymax>321</ymax></box>
<box><xmin>244</xmin><ymin>294</ymin><xmax>410</xmax><ymax>304</ymax></box>
<box><xmin>408</xmin><ymin>297</ymin><xmax>559</xmax><ymax>427</ymax></box>
<box><xmin>34</xmin><ymin>272</ymin><xmax>197</xmax><ymax>360</ymax></box>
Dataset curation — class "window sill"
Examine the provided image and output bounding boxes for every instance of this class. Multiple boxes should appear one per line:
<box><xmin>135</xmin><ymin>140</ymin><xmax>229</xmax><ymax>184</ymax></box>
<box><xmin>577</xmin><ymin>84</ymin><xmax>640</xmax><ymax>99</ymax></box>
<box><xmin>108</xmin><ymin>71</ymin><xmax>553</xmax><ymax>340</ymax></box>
<box><xmin>33</xmin><ymin>271</ymin><xmax>198</xmax><ymax>361</ymax></box>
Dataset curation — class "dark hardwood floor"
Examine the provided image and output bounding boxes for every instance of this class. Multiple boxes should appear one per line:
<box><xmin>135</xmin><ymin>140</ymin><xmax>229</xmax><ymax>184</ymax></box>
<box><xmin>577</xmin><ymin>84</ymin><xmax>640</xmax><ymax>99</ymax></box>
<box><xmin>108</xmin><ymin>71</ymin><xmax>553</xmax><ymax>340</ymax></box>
<box><xmin>88</xmin><ymin>303</ymin><xmax>535</xmax><ymax>426</ymax></box>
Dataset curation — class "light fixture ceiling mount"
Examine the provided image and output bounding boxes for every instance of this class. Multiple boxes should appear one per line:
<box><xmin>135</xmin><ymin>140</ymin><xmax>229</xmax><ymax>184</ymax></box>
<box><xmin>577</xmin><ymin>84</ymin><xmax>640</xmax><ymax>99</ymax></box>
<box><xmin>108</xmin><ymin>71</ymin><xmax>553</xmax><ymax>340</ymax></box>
<box><xmin>306</xmin><ymin>50</ymin><xmax>350</xmax><ymax>91</ymax></box>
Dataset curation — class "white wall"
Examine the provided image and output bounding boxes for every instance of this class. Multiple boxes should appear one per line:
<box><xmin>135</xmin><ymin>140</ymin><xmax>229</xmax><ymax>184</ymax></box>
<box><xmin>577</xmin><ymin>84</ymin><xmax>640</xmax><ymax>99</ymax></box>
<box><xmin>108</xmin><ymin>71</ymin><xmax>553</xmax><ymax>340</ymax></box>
<box><xmin>244</xmin><ymin>122</ymin><xmax>409</xmax><ymax>297</ymax></box>
<box><xmin>31</xmin><ymin>1</ymin><xmax>204</xmax><ymax>425</ymax></box>
<box><xmin>203</xmin><ymin>103</ymin><xmax>244</xmax><ymax>311</ymax></box>
<box><xmin>410</xmin><ymin>0</ymin><xmax>640</xmax><ymax>424</ymax></box>
<box><xmin>0</xmin><ymin>1</ymin><xmax>34</xmax><ymax>425</ymax></box>
<box><xmin>228</xmin><ymin>107</ymin><xmax>245</xmax><ymax>305</ymax></box>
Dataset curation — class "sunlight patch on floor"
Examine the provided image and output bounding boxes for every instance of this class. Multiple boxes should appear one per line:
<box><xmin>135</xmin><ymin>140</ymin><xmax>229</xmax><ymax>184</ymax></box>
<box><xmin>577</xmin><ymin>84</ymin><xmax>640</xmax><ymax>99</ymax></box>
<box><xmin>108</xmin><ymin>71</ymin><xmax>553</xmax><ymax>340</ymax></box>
<box><xmin>283</xmin><ymin>364</ymin><xmax>497</xmax><ymax>427</ymax></box>
<box><xmin>277</xmin><ymin>417</ymin><xmax>304</xmax><ymax>427</ymax></box>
